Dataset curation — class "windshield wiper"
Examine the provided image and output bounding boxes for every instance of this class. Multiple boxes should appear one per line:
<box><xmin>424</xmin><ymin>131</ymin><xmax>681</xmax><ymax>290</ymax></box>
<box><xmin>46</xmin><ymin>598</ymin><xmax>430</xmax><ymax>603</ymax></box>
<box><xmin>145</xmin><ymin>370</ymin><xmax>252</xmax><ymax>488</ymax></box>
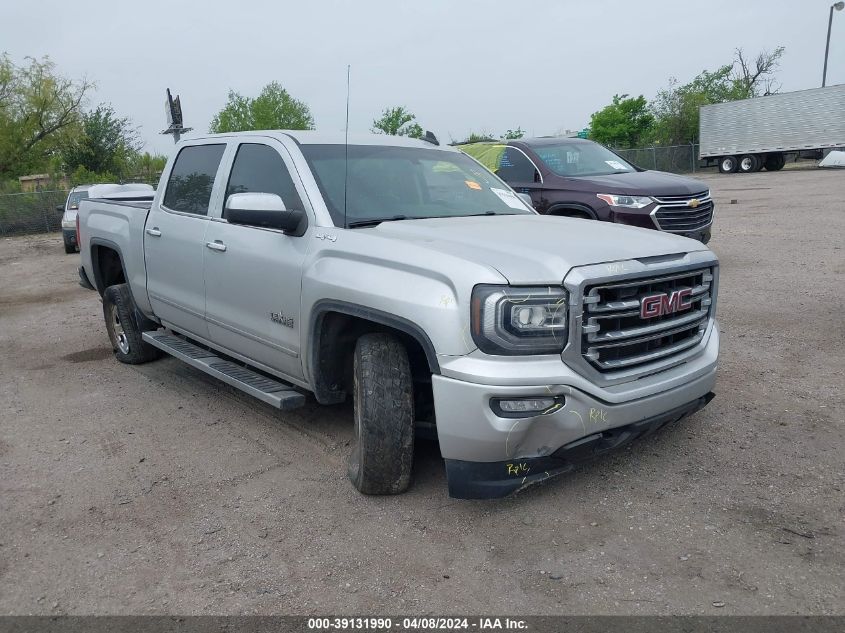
<box><xmin>347</xmin><ymin>215</ymin><xmax>409</xmax><ymax>228</ymax></box>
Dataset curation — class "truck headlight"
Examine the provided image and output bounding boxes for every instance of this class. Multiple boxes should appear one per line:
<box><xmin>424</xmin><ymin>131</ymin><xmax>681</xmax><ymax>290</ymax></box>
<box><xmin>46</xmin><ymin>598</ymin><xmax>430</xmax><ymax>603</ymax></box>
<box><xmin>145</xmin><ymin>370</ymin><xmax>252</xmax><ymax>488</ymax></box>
<box><xmin>471</xmin><ymin>285</ymin><xmax>568</xmax><ymax>355</ymax></box>
<box><xmin>596</xmin><ymin>193</ymin><xmax>653</xmax><ymax>209</ymax></box>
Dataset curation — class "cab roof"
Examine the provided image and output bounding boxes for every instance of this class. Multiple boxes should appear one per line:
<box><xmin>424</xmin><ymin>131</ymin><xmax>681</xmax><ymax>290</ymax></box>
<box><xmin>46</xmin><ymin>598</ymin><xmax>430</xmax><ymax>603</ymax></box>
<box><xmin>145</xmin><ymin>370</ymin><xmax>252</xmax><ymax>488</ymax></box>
<box><xmin>188</xmin><ymin>130</ymin><xmax>456</xmax><ymax>151</ymax></box>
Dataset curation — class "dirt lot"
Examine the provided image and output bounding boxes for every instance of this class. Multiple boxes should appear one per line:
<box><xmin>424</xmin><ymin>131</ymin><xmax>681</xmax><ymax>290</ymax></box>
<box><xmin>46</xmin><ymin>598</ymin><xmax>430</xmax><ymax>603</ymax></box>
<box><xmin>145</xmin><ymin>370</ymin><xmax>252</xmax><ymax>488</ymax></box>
<box><xmin>0</xmin><ymin>168</ymin><xmax>843</xmax><ymax>616</ymax></box>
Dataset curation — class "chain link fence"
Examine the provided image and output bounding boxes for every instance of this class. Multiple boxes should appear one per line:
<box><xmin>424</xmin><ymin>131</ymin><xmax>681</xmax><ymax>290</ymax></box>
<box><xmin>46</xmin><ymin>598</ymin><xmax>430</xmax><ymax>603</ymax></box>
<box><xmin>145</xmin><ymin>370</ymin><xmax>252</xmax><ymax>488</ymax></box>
<box><xmin>614</xmin><ymin>144</ymin><xmax>704</xmax><ymax>174</ymax></box>
<box><xmin>0</xmin><ymin>189</ymin><xmax>70</xmax><ymax>237</ymax></box>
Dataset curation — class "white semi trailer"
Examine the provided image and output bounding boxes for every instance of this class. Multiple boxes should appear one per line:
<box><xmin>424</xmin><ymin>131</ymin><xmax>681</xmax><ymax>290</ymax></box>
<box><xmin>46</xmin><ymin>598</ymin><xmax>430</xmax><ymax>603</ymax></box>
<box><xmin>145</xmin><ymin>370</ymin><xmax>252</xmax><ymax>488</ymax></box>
<box><xmin>699</xmin><ymin>84</ymin><xmax>845</xmax><ymax>173</ymax></box>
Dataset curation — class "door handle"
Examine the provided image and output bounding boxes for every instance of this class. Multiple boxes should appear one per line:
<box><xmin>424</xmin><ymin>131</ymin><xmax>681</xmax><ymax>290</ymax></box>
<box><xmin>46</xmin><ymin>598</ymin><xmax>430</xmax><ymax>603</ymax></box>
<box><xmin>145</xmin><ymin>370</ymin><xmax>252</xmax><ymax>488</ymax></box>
<box><xmin>206</xmin><ymin>240</ymin><xmax>227</xmax><ymax>252</ymax></box>
<box><xmin>145</xmin><ymin>227</ymin><xmax>162</xmax><ymax>237</ymax></box>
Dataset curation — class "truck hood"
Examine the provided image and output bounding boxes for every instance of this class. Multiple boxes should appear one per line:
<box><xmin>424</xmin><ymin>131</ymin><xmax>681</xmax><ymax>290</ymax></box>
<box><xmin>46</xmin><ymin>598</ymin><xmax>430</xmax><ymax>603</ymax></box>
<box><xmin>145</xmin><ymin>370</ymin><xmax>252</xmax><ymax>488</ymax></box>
<box><xmin>369</xmin><ymin>214</ymin><xmax>709</xmax><ymax>284</ymax></box>
<box><xmin>557</xmin><ymin>170</ymin><xmax>708</xmax><ymax>196</ymax></box>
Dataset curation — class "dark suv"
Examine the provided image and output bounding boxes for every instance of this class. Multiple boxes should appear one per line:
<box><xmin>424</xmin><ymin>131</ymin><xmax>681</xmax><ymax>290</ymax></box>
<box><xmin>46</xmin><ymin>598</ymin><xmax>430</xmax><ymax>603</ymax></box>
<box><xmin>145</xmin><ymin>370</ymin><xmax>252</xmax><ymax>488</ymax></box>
<box><xmin>460</xmin><ymin>138</ymin><xmax>714</xmax><ymax>243</ymax></box>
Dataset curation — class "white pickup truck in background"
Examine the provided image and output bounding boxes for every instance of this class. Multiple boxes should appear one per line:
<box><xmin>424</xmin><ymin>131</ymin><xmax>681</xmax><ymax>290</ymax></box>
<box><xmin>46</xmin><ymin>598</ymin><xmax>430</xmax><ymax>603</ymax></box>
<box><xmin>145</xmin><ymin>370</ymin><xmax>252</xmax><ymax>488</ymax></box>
<box><xmin>77</xmin><ymin>131</ymin><xmax>719</xmax><ymax>499</ymax></box>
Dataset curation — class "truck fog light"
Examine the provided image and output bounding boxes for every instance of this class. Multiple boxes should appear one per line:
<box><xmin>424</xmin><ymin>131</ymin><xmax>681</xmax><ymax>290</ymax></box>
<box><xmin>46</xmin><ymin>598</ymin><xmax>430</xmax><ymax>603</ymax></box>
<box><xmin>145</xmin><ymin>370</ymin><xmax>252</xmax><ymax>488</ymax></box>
<box><xmin>491</xmin><ymin>397</ymin><xmax>562</xmax><ymax>418</ymax></box>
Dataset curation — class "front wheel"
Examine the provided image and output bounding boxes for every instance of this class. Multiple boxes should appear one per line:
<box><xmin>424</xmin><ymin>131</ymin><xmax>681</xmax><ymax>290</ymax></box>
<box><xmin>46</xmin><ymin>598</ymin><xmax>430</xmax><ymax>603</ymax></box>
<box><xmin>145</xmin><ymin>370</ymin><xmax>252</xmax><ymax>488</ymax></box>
<box><xmin>63</xmin><ymin>239</ymin><xmax>76</xmax><ymax>254</ymax></box>
<box><xmin>102</xmin><ymin>284</ymin><xmax>162</xmax><ymax>364</ymax></box>
<box><xmin>348</xmin><ymin>333</ymin><xmax>415</xmax><ymax>495</ymax></box>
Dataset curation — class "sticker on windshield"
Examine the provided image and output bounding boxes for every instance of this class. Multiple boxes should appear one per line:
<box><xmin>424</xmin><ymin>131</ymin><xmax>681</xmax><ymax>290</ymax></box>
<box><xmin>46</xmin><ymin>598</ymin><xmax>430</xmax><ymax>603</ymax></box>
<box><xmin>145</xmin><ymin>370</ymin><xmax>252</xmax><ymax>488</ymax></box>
<box><xmin>605</xmin><ymin>160</ymin><xmax>630</xmax><ymax>171</ymax></box>
<box><xmin>465</xmin><ymin>180</ymin><xmax>482</xmax><ymax>190</ymax></box>
<box><xmin>490</xmin><ymin>187</ymin><xmax>526</xmax><ymax>209</ymax></box>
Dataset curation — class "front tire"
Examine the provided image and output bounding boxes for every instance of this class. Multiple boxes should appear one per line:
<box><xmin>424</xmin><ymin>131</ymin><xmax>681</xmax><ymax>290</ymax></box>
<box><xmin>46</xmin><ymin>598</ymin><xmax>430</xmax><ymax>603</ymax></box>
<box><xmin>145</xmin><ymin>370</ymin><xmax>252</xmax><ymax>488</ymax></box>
<box><xmin>348</xmin><ymin>333</ymin><xmax>415</xmax><ymax>495</ymax></box>
<box><xmin>102</xmin><ymin>284</ymin><xmax>161</xmax><ymax>364</ymax></box>
<box><xmin>63</xmin><ymin>240</ymin><xmax>76</xmax><ymax>254</ymax></box>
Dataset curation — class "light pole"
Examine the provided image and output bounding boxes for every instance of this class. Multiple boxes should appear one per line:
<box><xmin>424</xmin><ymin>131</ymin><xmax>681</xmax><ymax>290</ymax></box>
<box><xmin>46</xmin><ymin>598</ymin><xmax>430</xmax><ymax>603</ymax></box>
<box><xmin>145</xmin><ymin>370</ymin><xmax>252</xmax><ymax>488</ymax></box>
<box><xmin>823</xmin><ymin>1</ymin><xmax>845</xmax><ymax>87</ymax></box>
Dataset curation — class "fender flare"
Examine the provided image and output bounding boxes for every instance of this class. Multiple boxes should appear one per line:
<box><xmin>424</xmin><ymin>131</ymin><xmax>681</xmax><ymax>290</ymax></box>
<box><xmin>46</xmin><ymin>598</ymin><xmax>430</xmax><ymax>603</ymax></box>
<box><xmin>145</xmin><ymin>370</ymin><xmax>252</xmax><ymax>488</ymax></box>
<box><xmin>89</xmin><ymin>238</ymin><xmax>158</xmax><ymax>330</ymax></box>
<box><xmin>545</xmin><ymin>203</ymin><xmax>597</xmax><ymax>220</ymax></box>
<box><xmin>308</xmin><ymin>300</ymin><xmax>441</xmax><ymax>404</ymax></box>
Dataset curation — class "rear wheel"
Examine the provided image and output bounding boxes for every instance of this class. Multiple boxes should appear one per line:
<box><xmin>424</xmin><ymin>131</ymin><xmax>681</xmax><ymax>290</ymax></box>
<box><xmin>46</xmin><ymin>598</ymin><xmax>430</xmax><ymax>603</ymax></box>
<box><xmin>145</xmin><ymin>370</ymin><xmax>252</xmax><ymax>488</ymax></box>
<box><xmin>764</xmin><ymin>152</ymin><xmax>786</xmax><ymax>171</ymax></box>
<box><xmin>738</xmin><ymin>155</ymin><xmax>759</xmax><ymax>173</ymax></box>
<box><xmin>719</xmin><ymin>156</ymin><xmax>739</xmax><ymax>173</ymax></box>
<box><xmin>102</xmin><ymin>284</ymin><xmax>161</xmax><ymax>364</ymax></box>
<box><xmin>348</xmin><ymin>333</ymin><xmax>415</xmax><ymax>495</ymax></box>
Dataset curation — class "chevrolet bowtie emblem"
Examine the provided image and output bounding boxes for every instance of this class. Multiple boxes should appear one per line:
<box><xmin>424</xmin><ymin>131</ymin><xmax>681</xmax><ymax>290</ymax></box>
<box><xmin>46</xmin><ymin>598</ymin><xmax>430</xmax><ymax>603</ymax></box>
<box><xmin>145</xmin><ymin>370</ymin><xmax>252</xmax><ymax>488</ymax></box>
<box><xmin>687</xmin><ymin>198</ymin><xmax>700</xmax><ymax>208</ymax></box>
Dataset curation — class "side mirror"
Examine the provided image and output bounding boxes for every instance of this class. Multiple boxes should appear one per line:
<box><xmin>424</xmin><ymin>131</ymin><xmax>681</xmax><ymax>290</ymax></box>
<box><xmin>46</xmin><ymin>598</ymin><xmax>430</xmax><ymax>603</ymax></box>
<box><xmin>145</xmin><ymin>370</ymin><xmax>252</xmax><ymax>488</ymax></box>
<box><xmin>224</xmin><ymin>192</ymin><xmax>304</xmax><ymax>234</ymax></box>
<box><xmin>517</xmin><ymin>193</ymin><xmax>534</xmax><ymax>208</ymax></box>
<box><xmin>56</xmin><ymin>205</ymin><xmax>65</xmax><ymax>214</ymax></box>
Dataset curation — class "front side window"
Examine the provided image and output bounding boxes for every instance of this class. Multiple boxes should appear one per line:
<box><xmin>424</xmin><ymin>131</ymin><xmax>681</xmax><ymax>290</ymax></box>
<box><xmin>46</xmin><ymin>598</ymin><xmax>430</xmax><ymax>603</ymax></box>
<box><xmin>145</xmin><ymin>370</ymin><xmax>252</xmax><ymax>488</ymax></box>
<box><xmin>299</xmin><ymin>144</ymin><xmax>533</xmax><ymax>227</ymax></box>
<box><xmin>533</xmin><ymin>142</ymin><xmax>636</xmax><ymax>177</ymax></box>
<box><xmin>497</xmin><ymin>148</ymin><xmax>539</xmax><ymax>183</ymax></box>
<box><xmin>225</xmin><ymin>143</ymin><xmax>303</xmax><ymax>215</ymax></box>
<box><xmin>163</xmin><ymin>144</ymin><xmax>226</xmax><ymax>215</ymax></box>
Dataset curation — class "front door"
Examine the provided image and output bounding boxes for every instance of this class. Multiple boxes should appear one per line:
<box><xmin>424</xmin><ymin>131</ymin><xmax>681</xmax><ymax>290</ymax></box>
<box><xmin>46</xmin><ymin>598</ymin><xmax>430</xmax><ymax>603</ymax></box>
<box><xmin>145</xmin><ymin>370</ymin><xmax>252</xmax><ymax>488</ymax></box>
<box><xmin>145</xmin><ymin>142</ymin><xmax>227</xmax><ymax>339</ymax></box>
<box><xmin>203</xmin><ymin>141</ymin><xmax>311</xmax><ymax>381</ymax></box>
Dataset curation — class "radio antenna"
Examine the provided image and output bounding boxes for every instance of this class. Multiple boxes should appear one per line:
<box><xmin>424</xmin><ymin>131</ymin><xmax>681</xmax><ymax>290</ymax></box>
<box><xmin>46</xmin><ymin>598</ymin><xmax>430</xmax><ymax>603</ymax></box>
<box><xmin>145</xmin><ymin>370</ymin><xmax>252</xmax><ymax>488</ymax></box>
<box><xmin>343</xmin><ymin>64</ymin><xmax>351</xmax><ymax>229</ymax></box>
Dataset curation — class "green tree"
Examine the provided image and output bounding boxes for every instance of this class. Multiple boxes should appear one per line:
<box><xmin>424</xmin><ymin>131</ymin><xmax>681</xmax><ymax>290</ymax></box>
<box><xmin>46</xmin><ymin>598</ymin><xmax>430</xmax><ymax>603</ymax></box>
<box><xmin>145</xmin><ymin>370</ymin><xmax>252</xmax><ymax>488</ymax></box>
<box><xmin>589</xmin><ymin>94</ymin><xmax>654</xmax><ymax>148</ymax></box>
<box><xmin>210</xmin><ymin>81</ymin><xmax>314</xmax><ymax>132</ymax></box>
<box><xmin>503</xmin><ymin>127</ymin><xmax>525</xmax><ymax>140</ymax></box>
<box><xmin>0</xmin><ymin>54</ymin><xmax>93</xmax><ymax>178</ymax></box>
<box><xmin>371</xmin><ymin>106</ymin><xmax>423</xmax><ymax>138</ymax></box>
<box><xmin>651</xmin><ymin>47</ymin><xmax>785</xmax><ymax>145</ymax></box>
<box><xmin>129</xmin><ymin>152</ymin><xmax>168</xmax><ymax>183</ymax></box>
<box><xmin>61</xmin><ymin>104</ymin><xmax>141</xmax><ymax>178</ymax></box>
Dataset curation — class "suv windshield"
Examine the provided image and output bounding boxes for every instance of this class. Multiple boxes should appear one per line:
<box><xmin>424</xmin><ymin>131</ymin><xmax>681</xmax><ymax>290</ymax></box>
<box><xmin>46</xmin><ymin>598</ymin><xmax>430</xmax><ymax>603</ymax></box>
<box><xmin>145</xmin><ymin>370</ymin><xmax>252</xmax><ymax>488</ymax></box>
<box><xmin>299</xmin><ymin>144</ymin><xmax>532</xmax><ymax>227</ymax></box>
<box><xmin>532</xmin><ymin>142</ymin><xmax>637</xmax><ymax>177</ymax></box>
<box><xmin>67</xmin><ymin>190</ymin><xmax>89</xmax><ymax>210</ymax></box>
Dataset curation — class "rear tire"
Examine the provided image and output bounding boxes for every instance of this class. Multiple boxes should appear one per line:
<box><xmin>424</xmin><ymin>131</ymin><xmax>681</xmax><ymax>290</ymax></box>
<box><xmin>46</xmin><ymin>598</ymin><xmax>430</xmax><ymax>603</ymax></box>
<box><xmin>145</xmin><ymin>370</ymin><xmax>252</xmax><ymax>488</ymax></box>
<box><xmin>738</xmin><ymin>155</ymin><xmax>759</xmax><ymax>173</ymax></box>
<box><xmin>764</xmin><ymin>152</ymin><xmax>786</xmax><ymax>171</ymax></box>
<box><xmin>102</xmin><ymin>284</ymin><xmax>162</xmax><ymax>364</ymax></box>
<box><xmin>718</xmin><ymin>156</ymin><xmax>739</xmax><ymax>173</ymax></box>
<box><xmin>348</xmin><ymin>333</ymin><xmax>415</xmax><ymax>495</ymax></box>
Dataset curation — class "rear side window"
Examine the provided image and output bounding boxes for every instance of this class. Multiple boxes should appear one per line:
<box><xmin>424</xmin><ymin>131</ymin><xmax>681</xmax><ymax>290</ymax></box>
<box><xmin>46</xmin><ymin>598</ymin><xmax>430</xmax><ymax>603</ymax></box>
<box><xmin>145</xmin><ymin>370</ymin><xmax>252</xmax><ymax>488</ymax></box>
<box><xmin>497</xmin><ymin>148</ymin><xmax>540</xmax><ymax>183</ymax></box>
<box><xmin>225</xmin><ymin>143</ymin><xmax>303</xmax><ymax>214</ymax></box>
<box><xmin>163</xmin><ymin>144</ymin><xmax>226</xmax><ymax>215</ymax></box>
<box><xmin>67</xmin><ymin>191</ymin><xmax>89</xmax><ymax>210</ymax></box>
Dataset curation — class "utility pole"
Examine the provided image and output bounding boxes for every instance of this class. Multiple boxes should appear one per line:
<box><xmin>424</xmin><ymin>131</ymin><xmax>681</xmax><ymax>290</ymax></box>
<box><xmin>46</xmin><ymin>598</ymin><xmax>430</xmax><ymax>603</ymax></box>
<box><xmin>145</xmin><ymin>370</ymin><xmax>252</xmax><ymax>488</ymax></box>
<box><xmin>161</xmin><ymin>88</ymin><xmax>192</xmax><ymax>143</ymax></box>
<box><xmin>823</xmin><ymin>2</ymin><xmax>845</xmax><ymax>87</ymax></box>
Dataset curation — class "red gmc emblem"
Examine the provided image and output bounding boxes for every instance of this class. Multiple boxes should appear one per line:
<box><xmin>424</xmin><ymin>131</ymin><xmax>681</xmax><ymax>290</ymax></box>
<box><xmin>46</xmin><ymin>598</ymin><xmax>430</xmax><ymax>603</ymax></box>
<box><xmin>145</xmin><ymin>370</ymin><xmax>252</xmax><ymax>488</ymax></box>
<box><xmin>640</xmin><ymin>288</ymin><xmax>693</xmax><ymax>319</ymax></box>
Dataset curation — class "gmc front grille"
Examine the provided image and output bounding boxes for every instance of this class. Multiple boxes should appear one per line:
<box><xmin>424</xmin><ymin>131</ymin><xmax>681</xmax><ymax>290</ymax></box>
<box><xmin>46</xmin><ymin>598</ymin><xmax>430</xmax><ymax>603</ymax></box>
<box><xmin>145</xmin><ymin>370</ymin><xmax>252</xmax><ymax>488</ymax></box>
<box><xmin>580</xmin><ymin>268</ymin><xmax>714</xmax><ymax>372</ymax></box>
<box><xmin>651</xmin><ymin>191</ymin><xmax>714</xmax><ymax>233</ymax></box>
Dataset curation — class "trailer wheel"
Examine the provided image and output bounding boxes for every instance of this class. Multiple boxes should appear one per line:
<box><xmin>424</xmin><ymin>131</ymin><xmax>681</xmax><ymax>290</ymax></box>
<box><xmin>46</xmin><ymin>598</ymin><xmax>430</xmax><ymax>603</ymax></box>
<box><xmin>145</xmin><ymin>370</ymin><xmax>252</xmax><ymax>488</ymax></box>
<box><xmin>719</xmin><ymin>156</ymin><xmax>739</xmax><ymax>173</ymax></box>
<box><xmin>764</xmin><ymin>153</ymin><xmax>785</xmax><ymax>171</ymax></box>
<box><xmin>738</xmin><ymin>155</ymin><xmax>759</xmax><ymax>173</ymax></box>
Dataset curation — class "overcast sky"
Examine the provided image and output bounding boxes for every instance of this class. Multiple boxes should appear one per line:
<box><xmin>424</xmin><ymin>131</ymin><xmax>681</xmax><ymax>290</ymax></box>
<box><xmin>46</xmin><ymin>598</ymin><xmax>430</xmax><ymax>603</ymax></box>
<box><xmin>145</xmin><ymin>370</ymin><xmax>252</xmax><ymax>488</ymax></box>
<box><xmin>2</xmin><ymin>0</ymin><xmax>843</xmax><ymax>155</ymax></box>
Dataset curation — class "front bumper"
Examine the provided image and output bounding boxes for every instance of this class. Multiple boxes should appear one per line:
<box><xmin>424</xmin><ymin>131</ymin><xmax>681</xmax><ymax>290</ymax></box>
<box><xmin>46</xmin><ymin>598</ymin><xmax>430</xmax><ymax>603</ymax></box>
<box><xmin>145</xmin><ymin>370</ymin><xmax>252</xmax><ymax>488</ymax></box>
<box><xmin>445</xmin><ymin>393</ymin><xmax>713</xmax><ymax>499</ymax></box>
<box><xmin>433</xmin><ymin>326</ymin><xmax>718</xmax><ymax>498</ymax></box>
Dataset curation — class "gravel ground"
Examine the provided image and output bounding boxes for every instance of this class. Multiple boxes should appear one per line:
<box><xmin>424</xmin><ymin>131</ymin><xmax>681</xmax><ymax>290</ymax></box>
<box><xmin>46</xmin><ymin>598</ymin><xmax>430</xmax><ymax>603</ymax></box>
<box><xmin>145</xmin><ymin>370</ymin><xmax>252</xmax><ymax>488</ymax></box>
<box><xmin>0</xmin><ymin>168</ymin><xmax>843</xmax><ymax>615</ymax></box>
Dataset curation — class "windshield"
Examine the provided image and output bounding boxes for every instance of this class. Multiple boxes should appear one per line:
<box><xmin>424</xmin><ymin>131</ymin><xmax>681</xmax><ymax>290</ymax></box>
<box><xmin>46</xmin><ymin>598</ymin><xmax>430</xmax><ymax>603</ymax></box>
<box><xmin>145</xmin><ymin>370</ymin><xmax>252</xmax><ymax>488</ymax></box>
<box><xmin>66</xmin><ymin>191</ymin><xmax>89</xmax><ymax>210</ymax></box>
<box><xmin>532</xmin><ymin>142</ymin><xmax>637</xmax><ymax>177</ymax></box>
<box><xmin>299</xmin><ymin>144</ymin><xmax>533</xmax><ymax>227</ymax></box>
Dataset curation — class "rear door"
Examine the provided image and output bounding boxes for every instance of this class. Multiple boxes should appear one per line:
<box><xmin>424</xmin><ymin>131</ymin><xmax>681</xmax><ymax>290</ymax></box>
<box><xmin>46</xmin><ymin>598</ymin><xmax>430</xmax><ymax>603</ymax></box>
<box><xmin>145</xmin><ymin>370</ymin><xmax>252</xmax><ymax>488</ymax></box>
<box><xmin>145</xmin><ymin>142</ymin><xmax>227</xmax><ymax>339</ymax></box>
<box><xmin>496</xmin><ymin>146</ymin><xmax>544</xmax><ymax>209</ymax></box>
<box><xmin>203</xmin><ymin>140</ymin><xmax>311</xmax><ymax>381</ymax></box>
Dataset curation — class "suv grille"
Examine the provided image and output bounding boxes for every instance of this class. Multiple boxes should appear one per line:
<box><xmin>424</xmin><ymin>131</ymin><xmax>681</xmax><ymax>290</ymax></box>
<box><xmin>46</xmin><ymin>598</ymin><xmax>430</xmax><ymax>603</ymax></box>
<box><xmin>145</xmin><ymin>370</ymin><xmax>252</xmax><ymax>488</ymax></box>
<box><xmin>652</xmin><ymin>191</ymin><xmax>713</xmax><ymax>233</ymax></box>
<box><xmin>581</xmin><ymin>268</ymin><xmax>713</xmax><ymax>372</ymax></box>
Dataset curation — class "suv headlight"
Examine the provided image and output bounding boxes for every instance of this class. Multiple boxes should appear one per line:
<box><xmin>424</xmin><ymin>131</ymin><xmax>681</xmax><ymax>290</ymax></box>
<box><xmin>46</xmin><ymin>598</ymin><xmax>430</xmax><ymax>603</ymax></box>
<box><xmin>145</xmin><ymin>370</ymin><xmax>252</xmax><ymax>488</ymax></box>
<box><xmin>596</xmin><ymin>193</ymin><xmax>653</xmax><ymax>209</ymax></box>
<box><xmin>471</xmin><ymin>285</ymin><xmax>568</xmax><ymax>355</ymax></box>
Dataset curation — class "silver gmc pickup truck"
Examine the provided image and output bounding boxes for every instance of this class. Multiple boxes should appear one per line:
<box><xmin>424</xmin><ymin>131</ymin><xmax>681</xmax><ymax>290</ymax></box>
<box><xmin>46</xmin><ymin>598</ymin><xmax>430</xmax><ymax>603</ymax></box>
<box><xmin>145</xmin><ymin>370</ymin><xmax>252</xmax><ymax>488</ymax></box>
<box><xmin>77</xmin><ymin>131</ymin><xmax>719</xmax><ymax>499</ymax></box>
